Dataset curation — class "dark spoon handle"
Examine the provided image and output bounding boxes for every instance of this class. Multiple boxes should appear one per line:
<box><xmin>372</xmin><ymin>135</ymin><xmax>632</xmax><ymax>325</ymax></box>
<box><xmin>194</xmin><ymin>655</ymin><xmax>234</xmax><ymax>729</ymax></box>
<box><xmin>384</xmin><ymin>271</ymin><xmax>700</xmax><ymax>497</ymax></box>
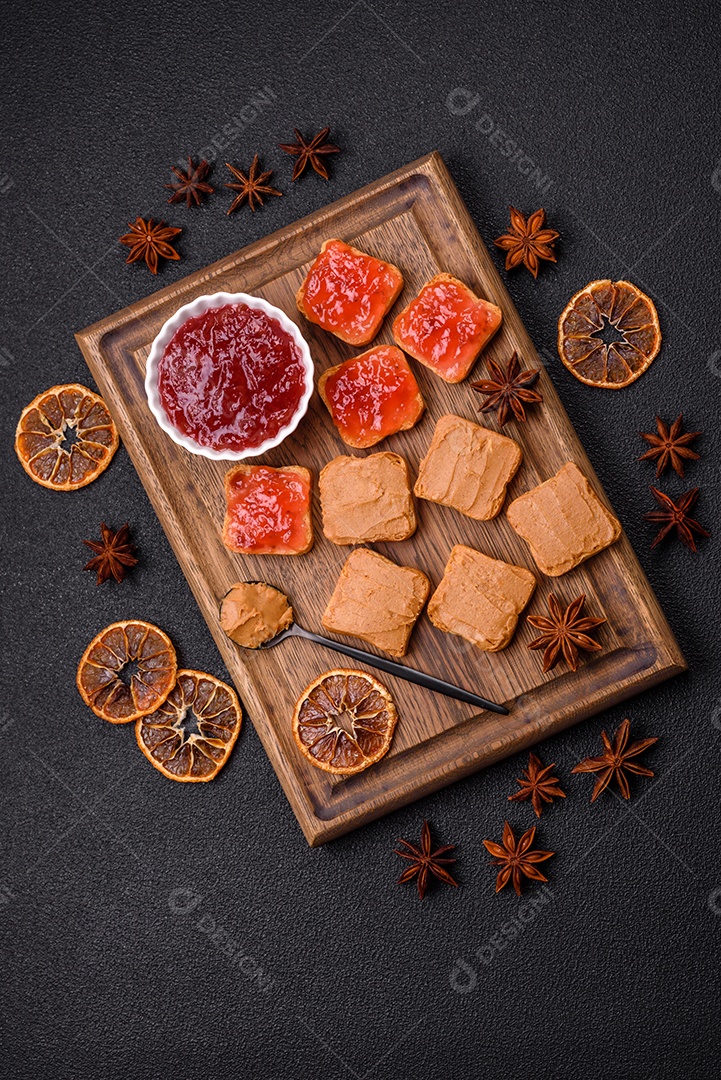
<box><xmin>289</xmin><ymin>625</ymin><xmax>509</xmax><ymax>715</ymax></box>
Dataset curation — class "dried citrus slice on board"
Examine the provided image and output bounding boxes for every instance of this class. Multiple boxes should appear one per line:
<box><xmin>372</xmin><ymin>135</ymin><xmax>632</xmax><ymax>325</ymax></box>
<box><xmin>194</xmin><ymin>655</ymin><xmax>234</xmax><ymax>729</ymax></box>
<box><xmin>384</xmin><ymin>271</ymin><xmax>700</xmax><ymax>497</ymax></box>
<box><xmin>136</xmin><ymin>670</ymin><xmax>242</xmax><ymax>783</ymax></box>
<box><xmin>292</xmin><ymin>669</ymin><xmax>398</xmax><ymax>776</ymax></box>
<box><xmin>557</xmin><ymin>280</ymin><xmax>661</xmax><ymax>388</ymax></box>
<box><xmin>15</xmin><ymin>384</ymin><xmax>119</xmax><ymax>490</ymax></box>
<box><xmin>76</xmin><ymin>620</ymin><xmax>177</xmax><ymax>723</ymax></box>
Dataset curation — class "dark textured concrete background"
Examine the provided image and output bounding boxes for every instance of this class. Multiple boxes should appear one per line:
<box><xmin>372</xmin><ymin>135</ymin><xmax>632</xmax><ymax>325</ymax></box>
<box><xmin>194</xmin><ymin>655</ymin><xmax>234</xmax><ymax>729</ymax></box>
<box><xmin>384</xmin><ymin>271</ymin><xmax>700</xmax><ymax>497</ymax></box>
<box><xmin>3</xmin><ymin>1</ymin><xmax>721</xmax><ymax>1076</ymax></box>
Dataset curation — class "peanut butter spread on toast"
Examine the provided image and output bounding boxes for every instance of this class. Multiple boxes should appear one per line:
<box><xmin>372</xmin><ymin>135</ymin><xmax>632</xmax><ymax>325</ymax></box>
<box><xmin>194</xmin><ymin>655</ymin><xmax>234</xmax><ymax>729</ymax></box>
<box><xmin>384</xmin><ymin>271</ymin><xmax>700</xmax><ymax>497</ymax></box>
<box><xmin>507</xmin><ymin>462</ymin><xmax>621</xmax><ymax>576</ymax></box>
<box><xmin>414</xmin><ymin>414</ymin><xmax>522</xmax><ymax>521</ymax></box>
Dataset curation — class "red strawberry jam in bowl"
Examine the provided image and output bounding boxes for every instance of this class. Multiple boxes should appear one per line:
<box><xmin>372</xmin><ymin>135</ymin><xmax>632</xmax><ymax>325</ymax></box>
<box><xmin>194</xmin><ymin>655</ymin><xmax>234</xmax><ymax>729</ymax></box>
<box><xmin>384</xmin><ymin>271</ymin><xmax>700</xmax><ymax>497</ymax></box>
<box><xmin>146</xmin><ymin>292</ymin><xmax>314</xmax><ymax>460</ymax></box>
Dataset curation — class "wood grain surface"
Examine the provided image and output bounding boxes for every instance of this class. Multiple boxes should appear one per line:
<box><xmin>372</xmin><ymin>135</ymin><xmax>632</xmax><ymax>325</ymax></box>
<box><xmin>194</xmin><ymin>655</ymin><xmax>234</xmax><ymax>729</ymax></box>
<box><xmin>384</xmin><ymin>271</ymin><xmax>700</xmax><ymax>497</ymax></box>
<box><xmin>75</xmin><ymin>152</ymin><xmax>686</xmax><ymax>845</ymax></box>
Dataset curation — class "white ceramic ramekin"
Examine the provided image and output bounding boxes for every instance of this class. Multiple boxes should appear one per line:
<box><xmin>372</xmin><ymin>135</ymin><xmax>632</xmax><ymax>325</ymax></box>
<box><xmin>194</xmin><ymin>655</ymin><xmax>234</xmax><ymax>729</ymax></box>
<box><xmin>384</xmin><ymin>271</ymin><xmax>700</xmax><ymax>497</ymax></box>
<box><xmin>145</xmin><ymin>291</ymin><xmax>314</xmax><ymax>461</ymax></box>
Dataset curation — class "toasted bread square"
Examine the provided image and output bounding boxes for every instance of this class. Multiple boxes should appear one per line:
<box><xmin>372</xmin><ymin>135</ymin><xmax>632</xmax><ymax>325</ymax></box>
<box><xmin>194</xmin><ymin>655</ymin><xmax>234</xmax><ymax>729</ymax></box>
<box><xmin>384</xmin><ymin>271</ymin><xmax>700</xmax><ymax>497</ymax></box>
<box><xmin>414</xmin><ymin>414</ymin><xmax>522</xmax><ymax>521</ymax></box>
<box><xmin>222</xmin><ymin>464</ymin><xmax>313</xmax><ymax>556</ymax></box>
<box><xmin>317</xmin><ymin>345</ymin><xmax>425</xmax><ymax>449</ymax></box>
<box><xmin>393</xmin><ymin>273</ymin><xmax>502</xmax><ymax>382</ymax></box>
<box><xmin>428</xmin><ymin>545</ymin><xmax>536</xmax><ymax>651</ymax></box>
<box><xmin>297</xmin><ymin>238</ymin><xmax>404</xmax><ymax>346</ymax></box>
<box><xmin>322</xmin><ymin>548</ymin><xmax>429</xmax><ymax>656</ymax></box>
<box><xmin>320</xmin><ymin>452</ymin><xmax>416</xmax><ymax>545</ymax></box>
<box><xmin>506</xmin><ymin>462</ymin><xmax>622</xmax><ymax>576</ymax></box>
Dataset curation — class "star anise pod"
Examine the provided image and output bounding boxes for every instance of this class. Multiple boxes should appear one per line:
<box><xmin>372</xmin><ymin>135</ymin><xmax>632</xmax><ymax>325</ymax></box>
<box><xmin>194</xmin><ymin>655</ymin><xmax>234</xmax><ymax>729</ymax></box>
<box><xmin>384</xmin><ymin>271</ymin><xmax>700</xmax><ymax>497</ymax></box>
<box><xmin>394</xmin><ymin>820</ymin><xmax>458</xmax><ymax>900</ymax></box>
<box><xmin>279</xmin><ymin>126</ymin><xmax>340</xmax><ymax>181</ymax></box>
<box><xmin>224</xmin><ymin>156</ymin><xmax>282</xmax><ymax>214</ymax></box>
<box><xmin>639</xmin><ymin>414</ymin><xmax>701</xmax><ymax>478</ymax></box>
<box><xmin>527</xmin><ymin>594</ymin><xmax>606</xmax><ymax>673</ymax></box>
<box><xmin>644</xmin><ymin>486</ymin><xmax>710</xmax><ymax>551</ymax></box>
<box><xmin>471</xmin><ymin>352</ymin><xmax>543</xmax><ymax>427</ymax></box>
<box><xmin>572</xmin><ymin>718</ymin><xmax>657</xmax><ymax>802</ymax></box>
<box><xmin>119</xmin><ymin>217</ymin><xmax>182</xmax><ymax>274</ymax></box>
<box><xmin>83</xmin><ymin>522</ymin><xmax>138</xmax><ymax>585</ymax></box>
<box><xmin>165</xmin><ymin>157</ymin><xmax>214</xmax><ymax>208</ymax></box>
<box><xmin>483</xmin><ymin>822</ymin><xmax>554</xmax><ymax>896</ymax></box>
<box><xmin>494</xmin><ymin>206</ymin><xmax>559</xmax><ymax>278</ymax></box>
<box><xmin>508</xmin><ymin>752</ymin><xmax>566</xmax><ymax>818</ymax></box>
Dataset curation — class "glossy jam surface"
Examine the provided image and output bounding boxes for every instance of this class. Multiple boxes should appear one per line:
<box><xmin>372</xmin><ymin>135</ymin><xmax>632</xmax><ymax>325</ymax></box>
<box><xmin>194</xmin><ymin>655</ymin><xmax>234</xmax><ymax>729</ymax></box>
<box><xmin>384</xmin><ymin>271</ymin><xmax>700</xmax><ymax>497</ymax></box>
<box><xmin>223</xmin><ymin>466</ymin><xmax>312</xmax><ymax>555</ymax></box>
<box><xmin>300</xmin><ymin>240</ymin><xmax>402</xmax><ymax>345</ymax></box>
<box><xmin>321</xmin><ymin>345</ymin><xmax>423</xmax><ymax>448</ymax></box>
<box><xmin>394</xmin><ymin>278</ymin><xmax>502</xmax><ymax>381</ymax></box>
<box><xmin>158</xmin><ymin>303</ymin><xmax>306</xmax><ymax>453</ymax></box>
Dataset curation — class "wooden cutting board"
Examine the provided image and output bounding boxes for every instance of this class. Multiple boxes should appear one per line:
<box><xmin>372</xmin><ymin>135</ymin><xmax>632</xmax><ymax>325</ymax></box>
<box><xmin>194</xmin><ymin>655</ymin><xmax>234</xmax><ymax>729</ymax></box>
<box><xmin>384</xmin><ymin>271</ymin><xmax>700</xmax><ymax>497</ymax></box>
<box><xmin>76</xmin><ymin>152</ymin><xmax>685</xmax><ymax>845</ymax></box>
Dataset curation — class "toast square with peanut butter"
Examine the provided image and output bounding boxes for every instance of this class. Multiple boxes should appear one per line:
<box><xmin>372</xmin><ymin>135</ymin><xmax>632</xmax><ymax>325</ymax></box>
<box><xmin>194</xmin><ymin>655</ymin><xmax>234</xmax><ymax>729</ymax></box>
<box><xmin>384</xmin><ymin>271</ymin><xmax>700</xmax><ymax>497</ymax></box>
<box><xmin>319</xmin><ymin>452</ymin><xmax>416</xmax><ymax>545</ymax></box>
<box><xmin>427</xmin><ymin>545</ymin><xmax>536</xmax><ymax>651</ymax></box>
<box><xmin>322</xmin><ymin>547</ymin><xmax>430</xmax><ymax>657</ymax></box>
<box><xmin>414</xmin><ymin>414</ymin><xmax>522</xmax><ymax>521</ymax></box>
<box><xmin>506</xmin><ymin>462</ymin><xmax>621</xmax><ymax>576</ymax></box>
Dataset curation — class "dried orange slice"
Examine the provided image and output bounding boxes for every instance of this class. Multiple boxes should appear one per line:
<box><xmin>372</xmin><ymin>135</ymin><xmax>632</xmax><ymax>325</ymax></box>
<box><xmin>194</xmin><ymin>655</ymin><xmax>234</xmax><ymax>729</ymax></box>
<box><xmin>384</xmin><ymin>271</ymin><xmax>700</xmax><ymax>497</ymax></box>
<box><xmin>292</xmin><ymin>668</ymin><xmax>398</xmax><ymax>775</ymax></box>
<box><xmin>136</xmin><ymin>670</ymin><xmax>242</xmax><ymax>783</ymax></box>
<box><xmin>557</xmin><ymin>280</ymin><xmax>661</xmax><ymax>389</ymax></box>
<box><xmin>15</xmin><ymin>384</ymin><xmax>119</xmax><ymax>490</ymax></box>
<box><xmin>77</xmin><ymin>620</ymin><xmax>177</xmax><ymax>724</ymax></box>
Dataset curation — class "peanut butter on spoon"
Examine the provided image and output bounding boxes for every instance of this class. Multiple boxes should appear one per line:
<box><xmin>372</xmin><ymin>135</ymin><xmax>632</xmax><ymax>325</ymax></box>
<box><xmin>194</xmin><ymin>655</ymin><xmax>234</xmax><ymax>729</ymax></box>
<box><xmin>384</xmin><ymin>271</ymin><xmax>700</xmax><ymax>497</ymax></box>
<box><xmin>220</xmin><ymin>582</ymin><xmax>293</xmax><ymax>649</ymax></box>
